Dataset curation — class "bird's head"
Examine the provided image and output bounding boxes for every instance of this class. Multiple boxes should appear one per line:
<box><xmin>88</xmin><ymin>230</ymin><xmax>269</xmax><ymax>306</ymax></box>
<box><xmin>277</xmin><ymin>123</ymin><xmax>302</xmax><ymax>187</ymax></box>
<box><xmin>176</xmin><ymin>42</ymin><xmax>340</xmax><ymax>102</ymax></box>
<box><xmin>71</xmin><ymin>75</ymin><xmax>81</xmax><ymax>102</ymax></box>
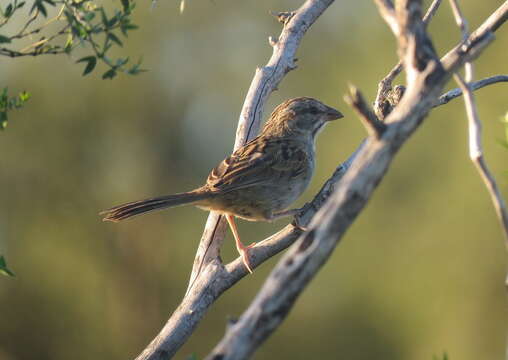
<box><xmin>262</xmin><ymin>97</ymin><xmax>343</xmax><ymax>138</ymax></box>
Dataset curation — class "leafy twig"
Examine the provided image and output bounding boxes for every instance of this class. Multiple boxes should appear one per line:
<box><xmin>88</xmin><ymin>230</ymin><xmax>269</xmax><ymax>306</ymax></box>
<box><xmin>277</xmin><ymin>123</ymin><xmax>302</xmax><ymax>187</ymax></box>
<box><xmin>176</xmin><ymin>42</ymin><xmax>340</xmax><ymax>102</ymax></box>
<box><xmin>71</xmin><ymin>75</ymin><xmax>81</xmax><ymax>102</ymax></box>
<box><xmin>0</xmin><ymin>87</ymin><xmax>31</xmax><ymax>130</ymax></box>
<box><xmin>0</xmin><ymin>255</ymin><xmax>15</xmax><ymax>277</ymax></box>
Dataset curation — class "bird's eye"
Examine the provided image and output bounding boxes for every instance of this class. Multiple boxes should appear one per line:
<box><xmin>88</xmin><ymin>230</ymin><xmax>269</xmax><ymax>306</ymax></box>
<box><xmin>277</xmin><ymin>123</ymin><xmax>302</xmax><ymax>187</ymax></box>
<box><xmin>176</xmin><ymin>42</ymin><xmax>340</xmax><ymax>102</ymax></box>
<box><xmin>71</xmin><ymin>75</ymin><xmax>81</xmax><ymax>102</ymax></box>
<box><xmin>309</xmin><ymin>107</ymin><xmax>319</xmax><ymax>115</ymax></box>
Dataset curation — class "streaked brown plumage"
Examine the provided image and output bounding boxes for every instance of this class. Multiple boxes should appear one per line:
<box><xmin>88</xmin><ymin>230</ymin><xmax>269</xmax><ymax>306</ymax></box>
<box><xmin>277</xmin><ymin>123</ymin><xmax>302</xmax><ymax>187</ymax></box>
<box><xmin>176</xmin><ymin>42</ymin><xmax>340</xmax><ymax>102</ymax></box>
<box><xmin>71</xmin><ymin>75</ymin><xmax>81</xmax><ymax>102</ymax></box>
<box><xmin>101</xmin><ymin>97</ymin><xmax>343</xmax><ymax>272</ymax></box>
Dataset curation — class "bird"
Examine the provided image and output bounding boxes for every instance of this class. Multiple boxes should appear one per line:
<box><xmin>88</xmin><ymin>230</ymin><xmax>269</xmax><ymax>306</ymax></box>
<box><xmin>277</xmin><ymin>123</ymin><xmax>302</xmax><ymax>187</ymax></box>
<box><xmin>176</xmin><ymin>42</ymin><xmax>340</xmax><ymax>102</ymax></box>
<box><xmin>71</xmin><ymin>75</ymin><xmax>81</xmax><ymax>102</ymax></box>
<box><xmin>101</xmin><ymin>97</ymin><xmax>343</xmax><ymax>273</ymax></box>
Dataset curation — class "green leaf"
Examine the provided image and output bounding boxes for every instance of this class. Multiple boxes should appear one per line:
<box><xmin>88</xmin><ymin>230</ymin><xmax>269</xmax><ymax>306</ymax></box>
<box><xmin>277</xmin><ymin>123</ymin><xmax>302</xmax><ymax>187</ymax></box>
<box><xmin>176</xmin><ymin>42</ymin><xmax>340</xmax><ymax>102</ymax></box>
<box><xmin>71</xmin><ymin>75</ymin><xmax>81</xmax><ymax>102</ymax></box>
<box><xmin>0</xmin><ymin>112</ymin><xmax>7</xmax><ymax>130</ymax></box>
<box><xmin>123</xmin><ymin>24</ymin><xmax>138</xmax><ymax>31</ymax></box>
<box><xmin>0</xmin><ymin>88</ymin><xmax>30</xmax><ymax>129</ymax></box>
<box><xmin>127</xmin><ymin>57</ymin><xmax>146</xmax><ymax>75</ymax></box>
<box><xmin>107</xmin><ymin>32</ymin><xmax>123</xmax><ymax>47</ymax></box>
<box><xmin>107</xmin><ymin>14</ymin><xmax>119</xmax><ymax>27</ymax></box>
<box><xmin>432</xmin><ymin>353</ymin><xmax>449</xmax><ymax>360</ymax></box>
<box><xmin>64</xmin><ymin>34</ymin><xmax>73</xmax><ymax>53</ymax></box>
<box><xmin>63</xmin><ymin>9</ymin><xmax>74</xmax><ymax>25</ymax></box>
<box><xmin>120</xmin><ymin>22</ymin><xmax>139</xmax><ymax>36</ymax></box>
<box><xmin>18</xmin><ymin>91</ymin><xmax>31</xmax><ymax>102</ymax></box>
<box><xmin>77</xmin><ymin>56</ymin><xmax>97</xmax><ymax>76</ymax></box>
<box><xmin>115</xmin><ymin>57</ymin><xmax>129</xmax><ymax>67</ymax></box>
<box><xmin>100</xmin><ymin>8</ymin><xmax>108</xmax><ymax>26</ymax></box>
<box><xmin>5</xmin><ymin>3</ymin><xmax>13</xmax><ymax>17</ymax></box>
<box><xmin>127</xmin><ymin>65</ymin><xmax>145</xmax><ymax>75</ymax></box>
<box><xmin>0</xmin><ymin>35</ymin><xmax>11</xmax><ymax>44</ymax></box>
<box><xmin>102</xmin><ymin>69</ymin><xmax>117</xmax><ymax>80</ymax></box>
<box><xmin>83</xmin><ymin>11</ymin><xmax>95</xmax><ymax>22</ymax></box>
<box><xmin>32</xmin><ymin>1</ymin><xmax>47</xmax><ymax>17</ymax></box>
<box><xmin>121</xmin><ymin>0</ymin><xmax>130</xmax><ymax>11</ymax></box>
<box><xmin>0</xmin><ymin>256</ymin><xmax>15</xmax><ymax>277</ymax></box>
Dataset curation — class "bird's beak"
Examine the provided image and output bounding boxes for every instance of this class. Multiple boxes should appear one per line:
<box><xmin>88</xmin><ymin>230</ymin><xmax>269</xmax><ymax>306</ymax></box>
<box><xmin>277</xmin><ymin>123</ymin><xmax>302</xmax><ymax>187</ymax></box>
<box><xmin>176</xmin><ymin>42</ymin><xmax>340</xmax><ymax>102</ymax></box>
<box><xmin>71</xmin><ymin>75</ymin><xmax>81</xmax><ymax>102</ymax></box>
<box><xmin>324</xmin><ymin>106</ymin><xmax>344</xmax><ymax>121</ymax></box>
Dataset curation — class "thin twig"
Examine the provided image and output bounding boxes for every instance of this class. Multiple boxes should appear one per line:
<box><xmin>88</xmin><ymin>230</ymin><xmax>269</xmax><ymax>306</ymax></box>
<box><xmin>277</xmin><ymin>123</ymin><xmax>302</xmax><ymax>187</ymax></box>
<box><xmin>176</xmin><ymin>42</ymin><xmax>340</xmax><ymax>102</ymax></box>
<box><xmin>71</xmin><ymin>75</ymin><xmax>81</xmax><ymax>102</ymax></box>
<box><xmin>449</xmin><ymin>0</ymin><xmax>508</xmax><ymax>254</ymax></box>
<box><xmin>423</xmin><ymin>0</ymin><xmax>444</xmax><ymax>25</ymax></box>
<box><xmin>12</xmin><ymin>5</ymin><xmax>65</xmax><ymax>40</ymax></box>
<box><xmin>454</xmin><ymin>74</ymin><xmax>508</xmax><ymax>246</ymax></box>
<box><xmin>12</xmin><ymin>10</ymin><xmax>40</xmax><ymax>38</ymax></box>
<box><xmin>449</xmin><ymin>0</ymin><xmax>474</xmax><ymax>80</ymax></box>
<box><xmin>435</xmin><ymin>75</ymin><xmax>508</xmax><ymax>106</ymax></box>
<box><xmin>449</xmin><ymin>0</ymin><xmax>469</xmax><ymax>40</ymax></box>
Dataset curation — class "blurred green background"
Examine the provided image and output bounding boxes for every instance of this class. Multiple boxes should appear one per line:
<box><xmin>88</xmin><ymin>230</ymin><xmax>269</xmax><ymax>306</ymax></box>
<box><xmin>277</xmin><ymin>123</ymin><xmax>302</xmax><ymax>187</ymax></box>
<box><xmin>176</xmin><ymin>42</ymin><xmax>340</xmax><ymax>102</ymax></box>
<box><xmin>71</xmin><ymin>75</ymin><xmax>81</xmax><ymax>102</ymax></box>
<box><xmin>1</xmin><ymin>0</ymin><xmax>507</xmax><ymax>359</ymax></box>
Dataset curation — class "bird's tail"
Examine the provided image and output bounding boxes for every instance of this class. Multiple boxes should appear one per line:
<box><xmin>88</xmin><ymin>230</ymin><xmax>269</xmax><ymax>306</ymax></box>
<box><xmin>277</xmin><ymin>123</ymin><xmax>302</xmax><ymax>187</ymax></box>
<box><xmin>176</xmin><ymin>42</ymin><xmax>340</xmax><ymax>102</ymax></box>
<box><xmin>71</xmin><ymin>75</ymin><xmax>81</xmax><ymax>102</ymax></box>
<box><xmin>101</xmin><ymin>189</ymin><xmax>211</xmax><ymax>222</ymax></box>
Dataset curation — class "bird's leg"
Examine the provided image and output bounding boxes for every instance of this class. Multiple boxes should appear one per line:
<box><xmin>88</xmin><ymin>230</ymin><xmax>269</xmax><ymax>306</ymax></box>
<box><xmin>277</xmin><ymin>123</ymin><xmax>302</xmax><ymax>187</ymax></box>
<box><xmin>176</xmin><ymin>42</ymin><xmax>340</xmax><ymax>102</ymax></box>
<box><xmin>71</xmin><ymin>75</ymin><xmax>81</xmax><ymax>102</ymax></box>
<box><xmin>225</xmin><ymin>214</ymin><xmax>255</xmax><ymax>273</ymax></box>
<box><xmin>270</xmin><ymin>208</ymin><xmax>308</xmax><ymax>231</ymax></box>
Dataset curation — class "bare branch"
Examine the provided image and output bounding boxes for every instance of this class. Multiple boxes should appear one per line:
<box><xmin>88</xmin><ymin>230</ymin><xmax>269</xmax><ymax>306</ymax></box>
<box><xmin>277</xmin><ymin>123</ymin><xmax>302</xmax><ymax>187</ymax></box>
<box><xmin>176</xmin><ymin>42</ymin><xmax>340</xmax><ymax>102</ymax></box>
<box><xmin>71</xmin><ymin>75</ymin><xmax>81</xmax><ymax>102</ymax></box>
<box><xmin>344</xmin><ymin>85</ymin><xmax>387</xmax><ymax>138</ymax></box>
<box><xmin>449</xmin><ymin>0</ymin><xmax>474</xmax><ymax>80</ymax></box>
<box><xmin>449</xmin><ymin>0</ymin><xmax>469</xmax><ymax>38</ymax></box>
<box><xmin>454</xmin><ymin>74</ymin><xmax>508</xmax><ymax>244</ymax></box>
<box><xmin>436</xmin><ymin>75</ymin><xmax>508</xmax><ymax>106</ymax></box>
<box><xmin>423</xmin><ymin>0</ymin><xmax>444</xmax><ymax>24</ymax></box>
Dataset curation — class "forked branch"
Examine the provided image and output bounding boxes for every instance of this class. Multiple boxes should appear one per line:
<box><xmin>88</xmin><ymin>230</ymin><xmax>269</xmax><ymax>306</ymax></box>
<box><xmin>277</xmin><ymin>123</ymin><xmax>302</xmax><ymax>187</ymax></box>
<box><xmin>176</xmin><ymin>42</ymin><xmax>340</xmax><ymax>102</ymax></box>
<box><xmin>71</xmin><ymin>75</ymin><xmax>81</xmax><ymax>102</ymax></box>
<box><xmin>449</xmin><ymin>0</ymin><xmax>508</xmax><ymax>262</ymax></box>
<box><xmin>454</xmin><ymin>74</ymin><xmax>508</xmax><ymax>245</ymax></box>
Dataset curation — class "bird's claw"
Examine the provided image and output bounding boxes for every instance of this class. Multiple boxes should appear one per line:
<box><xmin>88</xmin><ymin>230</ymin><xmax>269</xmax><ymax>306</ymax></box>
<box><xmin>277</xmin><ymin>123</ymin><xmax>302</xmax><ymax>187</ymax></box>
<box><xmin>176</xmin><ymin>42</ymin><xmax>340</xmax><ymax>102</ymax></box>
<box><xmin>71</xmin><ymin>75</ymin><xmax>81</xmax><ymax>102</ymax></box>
<box><xmin>239</xmin><ymin>244</ymin><xmax>255</xmax><ymax>274</ymax></box>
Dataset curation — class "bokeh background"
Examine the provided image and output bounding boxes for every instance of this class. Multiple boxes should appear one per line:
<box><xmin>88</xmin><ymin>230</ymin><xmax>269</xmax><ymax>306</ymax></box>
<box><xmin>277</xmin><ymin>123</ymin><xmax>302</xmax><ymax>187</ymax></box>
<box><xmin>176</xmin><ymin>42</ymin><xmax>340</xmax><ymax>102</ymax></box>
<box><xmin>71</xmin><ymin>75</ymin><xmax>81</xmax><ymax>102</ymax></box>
<box><xmin>1</xmin><ymin>0</ymin><xmax>507</xmax><ymax>359</ymax></box>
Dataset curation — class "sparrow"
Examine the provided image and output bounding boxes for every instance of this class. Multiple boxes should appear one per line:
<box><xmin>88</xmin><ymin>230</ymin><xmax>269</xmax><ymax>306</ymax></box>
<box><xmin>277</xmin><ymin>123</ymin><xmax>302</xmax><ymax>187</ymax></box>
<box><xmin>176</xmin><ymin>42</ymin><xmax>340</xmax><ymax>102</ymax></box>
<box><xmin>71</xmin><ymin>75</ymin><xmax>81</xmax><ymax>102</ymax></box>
<box><xmin>101</xmin><ymin>97</ymin><xmax>343</xmax><ymax>273</ymax></box>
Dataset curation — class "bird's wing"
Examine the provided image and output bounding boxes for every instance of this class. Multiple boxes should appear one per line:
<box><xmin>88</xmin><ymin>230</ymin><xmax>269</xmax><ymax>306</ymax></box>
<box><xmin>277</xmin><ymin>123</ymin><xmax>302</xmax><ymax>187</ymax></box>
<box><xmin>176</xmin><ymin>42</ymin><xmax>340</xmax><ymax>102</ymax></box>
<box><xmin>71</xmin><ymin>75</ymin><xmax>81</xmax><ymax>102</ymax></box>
<box><xmin>206</xmin><ymin>136</ymin><xmax>308</xmax><ymax>193</ymax></box>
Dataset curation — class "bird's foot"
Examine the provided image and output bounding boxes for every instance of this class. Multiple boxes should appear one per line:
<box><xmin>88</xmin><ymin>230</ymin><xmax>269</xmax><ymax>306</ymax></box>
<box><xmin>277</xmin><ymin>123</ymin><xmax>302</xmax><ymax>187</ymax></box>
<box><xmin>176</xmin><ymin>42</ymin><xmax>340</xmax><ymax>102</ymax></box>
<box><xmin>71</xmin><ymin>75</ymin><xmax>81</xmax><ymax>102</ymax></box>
<box><xmin>237</xmin><ymin>242</ymin><xmax>256</xmax><ymax>274</ymax></box>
